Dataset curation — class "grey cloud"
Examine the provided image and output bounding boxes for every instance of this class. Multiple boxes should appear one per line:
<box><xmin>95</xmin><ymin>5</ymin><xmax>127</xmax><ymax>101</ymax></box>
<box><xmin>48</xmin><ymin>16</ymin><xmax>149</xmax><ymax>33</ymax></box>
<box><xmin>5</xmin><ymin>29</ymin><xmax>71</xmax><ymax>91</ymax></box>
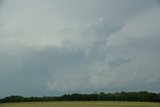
<box><xmin>107</xmin><ymin>58</ymin><xmax>132</xmax><ymax>68</ymax></box>
<box><xmin>0</xmin><ymin>0</ymin><xmax>160</xmax><ymax>97</ymax></box>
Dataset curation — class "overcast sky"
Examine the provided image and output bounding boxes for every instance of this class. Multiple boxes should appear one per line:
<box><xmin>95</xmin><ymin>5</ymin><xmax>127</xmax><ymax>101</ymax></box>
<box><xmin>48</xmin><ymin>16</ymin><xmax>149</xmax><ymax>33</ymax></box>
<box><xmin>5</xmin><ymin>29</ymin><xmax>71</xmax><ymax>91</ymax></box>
<box><xmin>0</xmin><ymin>0</ymin><xmax>160</xmax><ymax>97</ymax></box>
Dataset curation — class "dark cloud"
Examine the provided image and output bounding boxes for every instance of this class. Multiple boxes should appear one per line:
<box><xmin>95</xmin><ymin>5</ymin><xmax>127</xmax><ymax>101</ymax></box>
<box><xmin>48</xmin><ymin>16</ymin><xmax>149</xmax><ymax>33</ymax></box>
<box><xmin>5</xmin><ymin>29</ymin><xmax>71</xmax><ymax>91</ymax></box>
<box><xmin>0</xmin><ymin>0</ymin><xmax>160</xmax><ymax>97</ymax></box>
<box><xmin>107</xmin><ymin>58</ymin><xmax>132</xmax><ymax>68</ymax></box>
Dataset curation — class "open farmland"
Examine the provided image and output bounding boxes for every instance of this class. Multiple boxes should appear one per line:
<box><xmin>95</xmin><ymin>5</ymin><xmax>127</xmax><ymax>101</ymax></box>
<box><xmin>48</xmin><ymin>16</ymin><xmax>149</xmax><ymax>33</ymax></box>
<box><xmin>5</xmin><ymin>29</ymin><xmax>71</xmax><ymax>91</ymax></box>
<box><xmin>0</xmin><ymin>101</ymin><xmax>160</xmax><ymax>107</ymax></box>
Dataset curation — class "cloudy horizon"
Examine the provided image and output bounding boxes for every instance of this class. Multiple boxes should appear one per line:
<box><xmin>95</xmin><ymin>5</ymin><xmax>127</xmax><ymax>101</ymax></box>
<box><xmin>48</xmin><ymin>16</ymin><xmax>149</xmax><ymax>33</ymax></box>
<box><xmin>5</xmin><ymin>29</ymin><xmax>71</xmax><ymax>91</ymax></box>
<box><xmin>0</xmin><ymin>0</ymin><xmax>160</xmax><ymax>98</ymax></box>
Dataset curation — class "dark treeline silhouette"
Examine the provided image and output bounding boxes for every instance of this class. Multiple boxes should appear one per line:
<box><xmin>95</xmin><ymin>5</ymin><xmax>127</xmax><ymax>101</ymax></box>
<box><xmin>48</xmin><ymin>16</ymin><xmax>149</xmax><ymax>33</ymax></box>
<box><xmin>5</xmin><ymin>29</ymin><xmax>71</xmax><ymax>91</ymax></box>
<box><xmin>0</xmin><ymin>91</ymin><xmax>160</xmax><ymax>103</ymax></box>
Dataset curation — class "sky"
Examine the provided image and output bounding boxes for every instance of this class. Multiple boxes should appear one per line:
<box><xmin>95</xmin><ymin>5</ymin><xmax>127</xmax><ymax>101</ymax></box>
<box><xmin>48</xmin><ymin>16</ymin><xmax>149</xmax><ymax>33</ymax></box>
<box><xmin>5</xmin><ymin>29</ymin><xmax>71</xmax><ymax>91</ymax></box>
<box><xmin>0</xmin><ymin>0</ymin><xmax>160</xmax><ymax>97</ymax></box>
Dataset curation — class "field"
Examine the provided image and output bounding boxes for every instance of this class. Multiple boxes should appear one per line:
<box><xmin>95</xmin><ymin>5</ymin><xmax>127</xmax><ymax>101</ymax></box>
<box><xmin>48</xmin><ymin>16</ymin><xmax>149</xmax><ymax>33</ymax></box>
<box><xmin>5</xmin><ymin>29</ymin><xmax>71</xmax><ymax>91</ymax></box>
<box><xmin>0</xmin><ymin>101</ymin><xmax>160</xmax><ymax>107</ymax></box>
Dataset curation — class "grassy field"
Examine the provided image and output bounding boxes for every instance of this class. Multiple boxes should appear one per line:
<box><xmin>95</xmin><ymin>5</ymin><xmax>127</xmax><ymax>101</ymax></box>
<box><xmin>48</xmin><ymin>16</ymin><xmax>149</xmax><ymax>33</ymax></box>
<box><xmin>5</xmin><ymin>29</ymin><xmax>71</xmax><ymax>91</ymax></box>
<box><xmin>0</xmin><ymin>101</ymin><xmax>160</xmax><ymax>107</ymax></box>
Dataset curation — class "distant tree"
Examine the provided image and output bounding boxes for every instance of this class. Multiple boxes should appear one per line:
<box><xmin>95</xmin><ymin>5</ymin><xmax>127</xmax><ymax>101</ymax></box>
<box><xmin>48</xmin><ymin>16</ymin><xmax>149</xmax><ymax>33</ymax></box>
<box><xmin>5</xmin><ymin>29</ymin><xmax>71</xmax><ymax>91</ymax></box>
<box><xmin>0</xmin><ymin>91</ymin><xmax>160</xmax><ymax>103</ymax></box>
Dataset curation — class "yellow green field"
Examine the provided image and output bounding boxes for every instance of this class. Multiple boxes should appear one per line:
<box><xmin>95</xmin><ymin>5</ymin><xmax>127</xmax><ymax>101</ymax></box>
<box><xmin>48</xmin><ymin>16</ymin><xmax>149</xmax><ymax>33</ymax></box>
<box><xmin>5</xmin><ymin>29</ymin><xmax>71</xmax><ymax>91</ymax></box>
<box><xmin>0</xmin><ymin>101</ymin><xmax>160</xmax><ymax>107</ymax></box>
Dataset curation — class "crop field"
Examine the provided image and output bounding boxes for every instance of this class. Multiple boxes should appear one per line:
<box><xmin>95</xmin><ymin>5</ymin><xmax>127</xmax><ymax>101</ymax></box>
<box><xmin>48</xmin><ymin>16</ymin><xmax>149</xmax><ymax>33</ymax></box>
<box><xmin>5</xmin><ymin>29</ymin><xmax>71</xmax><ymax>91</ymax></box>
<box><xmin>0</xmin><ymin>101</ymin><xmax>160</xmax><ymax>107</ymax></box>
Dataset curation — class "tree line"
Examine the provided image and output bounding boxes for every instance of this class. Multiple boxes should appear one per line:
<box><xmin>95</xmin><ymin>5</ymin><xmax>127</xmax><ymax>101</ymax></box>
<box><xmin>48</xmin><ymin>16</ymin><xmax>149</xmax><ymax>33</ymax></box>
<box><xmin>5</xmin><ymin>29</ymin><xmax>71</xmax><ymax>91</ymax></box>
<box><xmin>0</xmin><ymin>91</ymin><xmax>160</xmax><ymax>103</ymax></box>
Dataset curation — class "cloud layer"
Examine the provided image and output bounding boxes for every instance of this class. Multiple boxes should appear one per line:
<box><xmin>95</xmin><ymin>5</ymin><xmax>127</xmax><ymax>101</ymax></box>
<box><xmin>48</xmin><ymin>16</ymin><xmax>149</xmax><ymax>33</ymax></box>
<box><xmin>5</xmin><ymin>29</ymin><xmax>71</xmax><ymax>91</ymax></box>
<box><xmin>0</xmin><ymin>0</ymin><xmax>160</xmax><ymax>97</ymax></box>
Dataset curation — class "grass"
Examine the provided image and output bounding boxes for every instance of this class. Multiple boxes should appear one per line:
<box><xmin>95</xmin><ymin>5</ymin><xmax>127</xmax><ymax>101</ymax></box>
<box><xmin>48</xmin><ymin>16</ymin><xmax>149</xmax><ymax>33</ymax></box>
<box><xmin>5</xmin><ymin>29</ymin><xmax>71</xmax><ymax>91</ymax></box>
<box><xmin>0</xmin><ymin>101</ymin><xmax>160</xmax><ymax>107</ymax></box>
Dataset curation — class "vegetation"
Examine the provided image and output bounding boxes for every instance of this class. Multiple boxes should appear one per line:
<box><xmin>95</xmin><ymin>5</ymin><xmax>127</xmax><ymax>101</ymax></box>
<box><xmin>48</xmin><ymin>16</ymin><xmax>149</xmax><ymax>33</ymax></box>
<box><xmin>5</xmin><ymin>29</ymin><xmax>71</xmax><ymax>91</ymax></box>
<box><xmin>0</xmin><ymin>91</ymin><xmax>160</xmax><ymax>103</ymax></box>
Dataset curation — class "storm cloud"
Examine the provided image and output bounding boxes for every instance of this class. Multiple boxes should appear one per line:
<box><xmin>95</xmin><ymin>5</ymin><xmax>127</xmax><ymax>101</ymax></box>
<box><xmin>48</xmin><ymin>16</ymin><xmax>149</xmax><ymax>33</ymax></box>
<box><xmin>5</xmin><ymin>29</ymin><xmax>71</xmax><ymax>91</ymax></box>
<box><xmin>0</xmin><ymin>0</ymin><xmax>160</xmax><ymax>97</ymax></box>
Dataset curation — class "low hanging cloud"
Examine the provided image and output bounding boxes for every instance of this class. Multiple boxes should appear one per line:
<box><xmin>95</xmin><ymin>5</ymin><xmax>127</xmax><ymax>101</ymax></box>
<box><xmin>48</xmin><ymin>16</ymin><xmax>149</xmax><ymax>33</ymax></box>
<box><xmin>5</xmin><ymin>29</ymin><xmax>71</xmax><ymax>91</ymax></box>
<box><xmin>0</xmin><ymin>0</ymin><xmax>160</xmax><ymax>97</ymax></box>
<box><xmin>107</xmin><ymin>6</ymin><xmax>160</xmax><ymax>48</ymax></box>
